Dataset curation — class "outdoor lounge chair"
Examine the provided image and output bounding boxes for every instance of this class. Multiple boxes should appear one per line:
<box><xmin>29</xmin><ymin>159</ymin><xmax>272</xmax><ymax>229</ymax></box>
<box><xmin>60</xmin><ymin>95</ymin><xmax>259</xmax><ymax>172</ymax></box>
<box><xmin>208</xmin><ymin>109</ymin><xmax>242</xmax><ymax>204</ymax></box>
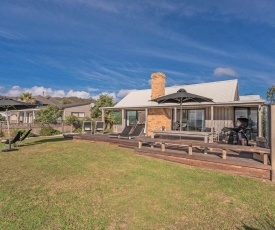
<box><xmin>119</xmin><ymin>124</ymin><xmax>145</xmax><ymax>139</ymax></box>
<box><xmin>19</xmin><ymin>129</ymin><xmax>32</xmax><ymax>145</ymax></box>
<box><xmin>94</xmin><ymin>121</ymin><xmax>104</xmax><ymax>134</ymax></box>
<box><xmin>109</xmin><ymin>126</ymin><xmax>133</xmax><ymax>138</ymax></box>
<box><xmin>3</xmin><ymin>131</ymin><xmax>22</xmax><ymax>149</ymax></box>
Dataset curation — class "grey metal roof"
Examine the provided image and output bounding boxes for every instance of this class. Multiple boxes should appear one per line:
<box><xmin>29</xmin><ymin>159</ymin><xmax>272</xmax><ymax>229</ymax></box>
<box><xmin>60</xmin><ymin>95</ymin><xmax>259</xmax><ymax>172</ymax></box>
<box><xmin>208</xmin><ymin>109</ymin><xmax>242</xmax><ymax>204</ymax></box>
<box><xmin>239</xmin><ymin>95</ymin><xmax>261</xmax><ymax>101</ymax></box>
<box><xmin>113</xmin><ymin>79</ymin><xmax>264</xmax><ymax>109</ymax></box>
<box><xmin>115</xmin><ymin>79</ymin><xmax>235</xmax><ymax>108</ymax></box>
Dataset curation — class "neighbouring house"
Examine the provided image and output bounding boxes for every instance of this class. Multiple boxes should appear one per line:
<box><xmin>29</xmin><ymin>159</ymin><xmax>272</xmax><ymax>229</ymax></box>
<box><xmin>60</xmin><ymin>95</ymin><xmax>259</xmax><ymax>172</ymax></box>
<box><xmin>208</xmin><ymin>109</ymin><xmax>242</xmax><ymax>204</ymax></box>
<box><xmin>60</xmin><ymin>102</ymin><xmax>94</xmax><ymax>120</ymax></box>
<box><xmin>102</xmin><ymin>72</ymin><xmax>265</xmax><ymax>138</ymax></box>
<box><xmin>9</xmin><ymin>96</ymin><xmax>95</xmax><ymax>123</ymax></box>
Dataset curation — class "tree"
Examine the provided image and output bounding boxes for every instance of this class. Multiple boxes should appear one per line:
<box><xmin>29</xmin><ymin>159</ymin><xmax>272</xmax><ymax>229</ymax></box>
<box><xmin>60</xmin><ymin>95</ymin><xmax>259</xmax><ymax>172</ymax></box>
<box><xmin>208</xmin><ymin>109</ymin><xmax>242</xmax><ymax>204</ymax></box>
<box><xmin>34</xmin><ymin>105</ymin><xmax>62</xmax><ymax>124</ymax></box>
<box><xmin>90</xmin><ymin>94</ymin><xmax>114</xmax><ymax>118</ymax></box>
<box><xmin>104</xmin><ymin>112</ymin><xmax>115</xmax><ymax>130</ymax></box>
<box><xmin>266</xmin><ymin>86</ymin><xmax>275</xmax><ymax>104</ymax></box>
<box><xmin>20</xmin><ymin>92</ymin><xmax>36</xmax><ymax>104</ymax></box>
<box><xmin>61</xmin><ymin>98</ymin><xmax>72</xmax><ymax>104</ymax></box>
<box><xmin>64</xmin><ymin>115</ymin><xmax>80</xmax><ymax>133</ymax></box>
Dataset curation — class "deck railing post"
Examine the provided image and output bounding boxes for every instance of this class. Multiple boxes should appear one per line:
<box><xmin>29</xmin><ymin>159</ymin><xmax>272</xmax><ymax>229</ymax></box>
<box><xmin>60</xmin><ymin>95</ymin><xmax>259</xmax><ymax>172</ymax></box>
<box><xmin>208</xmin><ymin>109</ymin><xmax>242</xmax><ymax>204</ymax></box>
<box><xmin>258</xmin><ymin>105</ymin><xmax>262</xmax><ymax>137</ymax></box>
<box><xmin>270</xmin><ymin>104</ymin><xmax>275</xmax><ymax>182</ymax></box>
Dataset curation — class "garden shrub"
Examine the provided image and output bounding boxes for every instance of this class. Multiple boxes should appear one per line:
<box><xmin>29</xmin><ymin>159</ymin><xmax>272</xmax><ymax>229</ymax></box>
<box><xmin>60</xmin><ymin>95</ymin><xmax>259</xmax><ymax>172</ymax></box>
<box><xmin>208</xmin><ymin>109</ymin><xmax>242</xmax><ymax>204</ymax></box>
<box><xmin>40</xmin><ymin>125</ymin><xmax>61</xmax><ymax>136</ymax></box>
<box><xmin>73</xmin><ymin>127</ymin><xmax>82</xmax><ymax>133</ymax></box>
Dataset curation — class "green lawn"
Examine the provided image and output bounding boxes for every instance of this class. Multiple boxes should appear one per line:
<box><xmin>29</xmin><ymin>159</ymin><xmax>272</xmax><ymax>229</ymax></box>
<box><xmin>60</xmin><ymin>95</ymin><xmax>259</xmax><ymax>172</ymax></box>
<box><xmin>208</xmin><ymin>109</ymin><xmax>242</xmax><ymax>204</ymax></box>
<box><xmin>0</xmin><ymin>137</ymin><xmax>275</xmax><ymax>229</ymax></box>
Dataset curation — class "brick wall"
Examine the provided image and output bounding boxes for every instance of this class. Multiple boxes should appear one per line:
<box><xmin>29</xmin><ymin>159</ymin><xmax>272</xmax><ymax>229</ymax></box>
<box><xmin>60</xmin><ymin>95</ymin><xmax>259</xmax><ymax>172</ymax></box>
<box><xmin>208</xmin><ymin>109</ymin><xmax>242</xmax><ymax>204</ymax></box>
<box><xmin>147</xmin><ymin>108</ymin><xmax>172</xmax><ymax>136</ymax></box>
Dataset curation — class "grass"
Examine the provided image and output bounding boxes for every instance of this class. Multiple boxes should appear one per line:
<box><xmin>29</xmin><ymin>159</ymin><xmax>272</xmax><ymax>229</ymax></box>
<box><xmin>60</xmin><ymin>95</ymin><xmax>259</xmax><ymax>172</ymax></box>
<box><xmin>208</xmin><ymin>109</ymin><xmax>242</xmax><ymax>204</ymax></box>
<box><xmin>0</xmin><ymin>137</ymin><xmax>275</xmax><ymax>229</ymax></box>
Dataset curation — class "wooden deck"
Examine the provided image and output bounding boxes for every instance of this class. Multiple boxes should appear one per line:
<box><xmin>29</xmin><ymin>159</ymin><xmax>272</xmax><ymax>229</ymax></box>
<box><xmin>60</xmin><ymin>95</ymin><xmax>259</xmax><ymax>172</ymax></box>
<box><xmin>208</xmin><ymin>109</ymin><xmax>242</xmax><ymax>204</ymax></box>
<box><xmin>65</xmin><ymin>134</ymin><xmax>271</xmax><ymax>180</ymax></box>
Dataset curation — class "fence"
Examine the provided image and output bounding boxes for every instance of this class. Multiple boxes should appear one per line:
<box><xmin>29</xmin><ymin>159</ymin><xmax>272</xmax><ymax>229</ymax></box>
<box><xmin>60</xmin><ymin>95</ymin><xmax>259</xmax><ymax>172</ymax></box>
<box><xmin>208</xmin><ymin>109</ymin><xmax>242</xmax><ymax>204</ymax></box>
<box><xmin>0</xmin><ymin>122</ymin><xmax>72</xmax><ymax>137</ymax></box>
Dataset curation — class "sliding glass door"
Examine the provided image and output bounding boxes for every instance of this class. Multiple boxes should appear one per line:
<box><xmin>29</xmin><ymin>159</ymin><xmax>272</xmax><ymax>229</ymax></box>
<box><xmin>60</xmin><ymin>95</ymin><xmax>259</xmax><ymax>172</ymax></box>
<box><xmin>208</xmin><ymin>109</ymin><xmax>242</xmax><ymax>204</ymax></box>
<box><xmin>126</xmin><ymin>110</ymin><xmax>146</xmax><ymax>126</ymax></box>
<box><xmin>172</xmin><ymin>109</ymin><xmax>205</xmax><ymax>131</ymax></box>
<box><xmin>187</xmin><ymin>110</ymin><xmax>205</xmax><ymax>131</ymax></box>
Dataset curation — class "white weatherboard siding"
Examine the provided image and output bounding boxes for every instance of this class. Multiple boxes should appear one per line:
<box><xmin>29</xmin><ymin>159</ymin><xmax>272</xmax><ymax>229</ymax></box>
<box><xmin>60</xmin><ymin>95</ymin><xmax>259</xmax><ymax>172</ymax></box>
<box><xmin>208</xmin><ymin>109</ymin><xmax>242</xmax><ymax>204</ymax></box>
<box><xmin>205</xmin><ymin>107</ymin><xmax>234</xmax><ymax>133</ymax></box>
<box><xmin>115</xmin><ymin>79</ymin><xmax>239</xmax><ymax>108</ymax></box>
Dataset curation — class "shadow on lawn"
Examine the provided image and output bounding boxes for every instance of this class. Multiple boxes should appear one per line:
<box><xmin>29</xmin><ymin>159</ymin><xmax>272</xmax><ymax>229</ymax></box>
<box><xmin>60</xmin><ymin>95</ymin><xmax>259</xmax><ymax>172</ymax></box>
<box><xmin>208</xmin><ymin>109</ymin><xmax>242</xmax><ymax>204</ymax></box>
<box><xmin>239</xmin><ymin>215</ymin><xmax>275</xmax><ymax>230</ymax></box>
<box><xmin>23</xmin><ymin>137</ymin><xmax>71</xmax><ymax>146</ymax></box>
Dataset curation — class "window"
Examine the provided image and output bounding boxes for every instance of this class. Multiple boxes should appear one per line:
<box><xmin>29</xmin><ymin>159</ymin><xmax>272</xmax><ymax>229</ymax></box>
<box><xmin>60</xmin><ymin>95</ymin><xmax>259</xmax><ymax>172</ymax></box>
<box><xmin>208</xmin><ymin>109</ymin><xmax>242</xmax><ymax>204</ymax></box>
<box><xmin>71</xmin><ymin>112</ymin><xmax>85</xmax><ymax>118</ymax></box>
<box><xmin>234</xmin><ymin>107</ymin><xmax>258</xmax><ymax>133</ymax></box>
<box><xmin>187</xmin><ymin>109</ymin><xmax>205</xmax><ymax>132</ymax></box>
<box><xmin>172</xmin><ymin>109</ymin><xmax>205</xmax><ymax>131</ymax></box>
<box><xmin>126</xmin><ymin>110</ymin><xmax>145</xmax><ymax>126</ymax></box>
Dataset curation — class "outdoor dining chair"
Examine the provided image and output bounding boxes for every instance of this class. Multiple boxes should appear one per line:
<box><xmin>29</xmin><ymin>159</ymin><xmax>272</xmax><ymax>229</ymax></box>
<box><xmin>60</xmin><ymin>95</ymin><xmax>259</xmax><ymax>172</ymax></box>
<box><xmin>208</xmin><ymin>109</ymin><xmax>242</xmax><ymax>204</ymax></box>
<box><xmin>94</xmin><ymin>121</ymin><xmax>104</xmax><ymax>134</ymax></box>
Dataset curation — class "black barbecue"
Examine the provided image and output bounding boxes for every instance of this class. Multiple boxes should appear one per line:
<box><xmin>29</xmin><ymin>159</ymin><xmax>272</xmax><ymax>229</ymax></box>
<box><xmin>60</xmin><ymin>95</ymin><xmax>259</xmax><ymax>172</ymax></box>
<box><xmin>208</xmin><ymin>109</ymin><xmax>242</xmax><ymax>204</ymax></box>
<box><xmin>224</xmin><ymin>117</ymin><xmax>252</xmax><ymax>145</ymax></box>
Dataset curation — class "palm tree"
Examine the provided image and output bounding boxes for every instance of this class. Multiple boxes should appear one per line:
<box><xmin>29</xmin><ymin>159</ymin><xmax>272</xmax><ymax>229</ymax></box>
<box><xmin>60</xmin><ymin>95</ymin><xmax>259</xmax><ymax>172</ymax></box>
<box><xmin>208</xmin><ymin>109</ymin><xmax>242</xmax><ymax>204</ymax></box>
<box><xmin>20</xmin><ymin>92</ymin><xmax>36</xmax><ymax>104</ymax></box>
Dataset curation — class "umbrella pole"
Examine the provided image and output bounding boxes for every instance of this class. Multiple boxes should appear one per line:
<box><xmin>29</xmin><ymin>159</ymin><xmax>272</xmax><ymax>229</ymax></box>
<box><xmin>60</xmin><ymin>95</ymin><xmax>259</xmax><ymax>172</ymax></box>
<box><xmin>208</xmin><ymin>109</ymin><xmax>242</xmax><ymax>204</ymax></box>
<box><xmin>6</xmin><ymin>109</ymin><xmax>11</xmax><ymax>150</ymax></box>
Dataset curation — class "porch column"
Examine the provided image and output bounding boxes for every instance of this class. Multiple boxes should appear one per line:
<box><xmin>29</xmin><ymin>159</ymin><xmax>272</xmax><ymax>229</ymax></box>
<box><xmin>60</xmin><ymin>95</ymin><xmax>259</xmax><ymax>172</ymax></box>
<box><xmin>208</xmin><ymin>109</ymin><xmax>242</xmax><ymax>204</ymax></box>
<box><xmin>24</xmin><ymin>111</ymin><xmax>27</xmax><ymax>123</ymax></box>
<box><xmin>33</xmin><ymin>111</ymin><xmax>35</xmax><ymax>123</ymax></box>
<box><xmin>17</xmin><ymin>111</ymin><xmax>20</xmax><ymax>123</ymax></box>
<box><xmin>258</xmin><ymin>105</ymin><xmax>262</xmax><ymax>137</ymax></box>
<box><xmin>210</xmin><ymin>106</ymin><xmax>214</xmax><ymax>133</ymax></box>
<box><xmin>101</xmin><ymin>108</ymin><xmax>105</xmax><ymax>122</ymax></box>
<box><xmin>271</xmin><ymin>104</ymin><xmax>275</xmax><ymax>182</ymax></box>
<box><xmin>145</xmin><ymin>108</ymin><xmax>148</xmax><ymax>135</ymax></box>
<box><xmin>121</xmin><ymin>109</ymin><xmax>126</xmax><ymax>129</ymax></box>
<box><xmin>173</xmin><ymin>107</ymin><xmax>177</xmax><ymax>122</ymax></box>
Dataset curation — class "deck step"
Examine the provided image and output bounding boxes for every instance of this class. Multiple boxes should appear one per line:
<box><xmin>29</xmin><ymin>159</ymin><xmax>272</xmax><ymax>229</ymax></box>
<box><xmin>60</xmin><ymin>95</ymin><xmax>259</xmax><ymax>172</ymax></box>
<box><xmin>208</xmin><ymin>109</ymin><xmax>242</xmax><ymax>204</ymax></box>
<box><xmin>118</xmin><ymin>144</ymin><xmax>135</xmax><ymax>149</ymax></box>
<box><xmin>134</xmin><ymin>147</ymin><xmax>271</xmax><ymax>180</ymax></box>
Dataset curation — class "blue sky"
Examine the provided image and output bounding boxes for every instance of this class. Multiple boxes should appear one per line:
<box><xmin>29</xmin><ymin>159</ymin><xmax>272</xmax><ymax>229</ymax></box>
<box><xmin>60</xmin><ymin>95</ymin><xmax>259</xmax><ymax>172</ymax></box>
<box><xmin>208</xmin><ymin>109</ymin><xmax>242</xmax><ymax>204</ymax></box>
<box><xmin>1</xmin><ymin>0</ymin><xmax>275</xmax><ymax>101</ymax></box>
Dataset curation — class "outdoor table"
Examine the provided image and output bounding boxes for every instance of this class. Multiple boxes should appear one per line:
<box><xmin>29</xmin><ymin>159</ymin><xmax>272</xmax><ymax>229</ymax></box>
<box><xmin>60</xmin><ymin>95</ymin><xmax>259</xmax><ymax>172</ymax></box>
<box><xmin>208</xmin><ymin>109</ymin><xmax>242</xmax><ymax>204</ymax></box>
<box><xmin>151</xmin><ymin>130</ymin><xmax>213</xmax><ymax>143</ymax></box>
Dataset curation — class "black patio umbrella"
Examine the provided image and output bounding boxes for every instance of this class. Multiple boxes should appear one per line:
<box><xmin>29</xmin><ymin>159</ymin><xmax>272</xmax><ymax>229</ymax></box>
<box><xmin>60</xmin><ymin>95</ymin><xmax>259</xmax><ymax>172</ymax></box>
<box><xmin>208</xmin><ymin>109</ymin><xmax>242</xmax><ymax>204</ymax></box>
<box><xmin>0</xmin><ymin>97</ymin><xmax>35</xmax><ymax>151</ymax></box>
<box><xmin>151</xmin><ymin>89</ymin><xmax>213</xmax><ymax>131</ymax></box>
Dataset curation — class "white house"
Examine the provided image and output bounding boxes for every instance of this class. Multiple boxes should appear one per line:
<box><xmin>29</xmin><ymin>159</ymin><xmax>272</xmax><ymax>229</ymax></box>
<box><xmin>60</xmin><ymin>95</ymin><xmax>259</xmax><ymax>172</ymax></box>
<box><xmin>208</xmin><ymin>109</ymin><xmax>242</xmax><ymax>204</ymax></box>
<box><xmin>102</xmin><ymin>72</ymin><xmax>264</xmax><ymax>138</ymax></box>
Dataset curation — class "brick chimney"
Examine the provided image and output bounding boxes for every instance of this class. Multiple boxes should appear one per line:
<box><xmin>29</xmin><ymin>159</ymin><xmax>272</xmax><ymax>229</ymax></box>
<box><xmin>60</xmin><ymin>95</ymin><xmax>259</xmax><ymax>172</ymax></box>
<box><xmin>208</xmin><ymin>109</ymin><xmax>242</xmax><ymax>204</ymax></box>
<box><xmin>147</xmin><ymin>72</ymin><xmax>171</xmax><ymax>136</ymax></box>
<box><xmin>151</xmin><ymin>72</ymin><xmax>166</xmax><ymax>100</ymax></box>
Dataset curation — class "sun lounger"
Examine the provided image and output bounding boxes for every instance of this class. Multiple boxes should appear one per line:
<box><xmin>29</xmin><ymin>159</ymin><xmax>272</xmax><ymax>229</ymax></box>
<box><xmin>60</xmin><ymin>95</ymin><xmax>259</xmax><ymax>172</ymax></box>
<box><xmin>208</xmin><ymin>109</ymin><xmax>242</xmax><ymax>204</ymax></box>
<box><xmin>119</xmin><ymin>124</ymin><xmax>145</xmax><ymax>139</ymax></box>
<box><xmin>3</xmin><ymin>131</ymin><xmax>22</xmax><ymax>150</ymax></box>
<box><xmin>18</xmin><ymin>129</ymin><xmax>32</xmax><ymax>146</ymax></box>
<box><xmin>20</xmin><ymin>129</ymin><xmax>32</xmax><ymax>142</ymax></box>
<box><xmin>109</xmin><ymin>126</ymin><xmax>133</xmax><ymax>138</ymax></box>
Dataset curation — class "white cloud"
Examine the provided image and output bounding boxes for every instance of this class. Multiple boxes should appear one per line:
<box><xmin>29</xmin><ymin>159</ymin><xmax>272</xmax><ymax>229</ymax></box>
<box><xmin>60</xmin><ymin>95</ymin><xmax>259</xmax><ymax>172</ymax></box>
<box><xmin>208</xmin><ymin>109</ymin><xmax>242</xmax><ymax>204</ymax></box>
<box><xmin>5</xmin><ymin>86</ymin><xmax>66</xmax><ymax>97</ymax></box>
<box><xmin>91</xmin><ymin>92</ymin><xmax>119</xmax><ymax>102</ymax></box>
<box><xmin>116</xmin><ymin>89</ymin><xmax>137</xmax><ymax>98</ymax></box>
<box><xmin>214</xmin><ymin>67</ymin><xmax>238</xmax><ymax>77</ymax></box>
<box><xmin>1</xmin><ymin>85</ymin><xmax>133</xmax><ymax>102</ymax></box>
<box><xmin>66</xmin><ymin>90</ymin><xmax>90</xmax><ymax>98</ymax></box>
<box><xmin>2</xmin><ymin>85</ymin><xmax>94</xmax><ymax>99</ymax></box>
